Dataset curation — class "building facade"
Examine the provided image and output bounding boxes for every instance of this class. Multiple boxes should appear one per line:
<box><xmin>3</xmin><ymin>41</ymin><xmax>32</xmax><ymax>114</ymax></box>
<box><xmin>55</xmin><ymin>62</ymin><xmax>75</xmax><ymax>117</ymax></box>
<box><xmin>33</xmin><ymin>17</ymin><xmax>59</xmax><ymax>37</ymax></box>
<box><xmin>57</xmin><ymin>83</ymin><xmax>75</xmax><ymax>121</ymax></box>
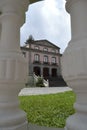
<box><xmin>21</xmin><ymin>39</ymin><xmax>62</xmax><ymax>80</ymax></box>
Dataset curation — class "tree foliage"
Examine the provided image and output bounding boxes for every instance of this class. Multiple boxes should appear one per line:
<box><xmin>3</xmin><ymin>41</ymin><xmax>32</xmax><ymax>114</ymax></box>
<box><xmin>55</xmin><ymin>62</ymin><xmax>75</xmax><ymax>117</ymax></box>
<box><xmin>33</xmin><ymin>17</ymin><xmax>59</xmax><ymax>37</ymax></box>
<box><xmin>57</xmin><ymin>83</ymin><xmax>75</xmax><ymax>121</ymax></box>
<box><xmin>36</xmin><ymin>77</ymin><xmax>45</xmax><ymax>87</ymax></box>
<box><xmin>25</xmin><ymin>35</ymin><xmax>34</xmax><ymax>44</ymax></box>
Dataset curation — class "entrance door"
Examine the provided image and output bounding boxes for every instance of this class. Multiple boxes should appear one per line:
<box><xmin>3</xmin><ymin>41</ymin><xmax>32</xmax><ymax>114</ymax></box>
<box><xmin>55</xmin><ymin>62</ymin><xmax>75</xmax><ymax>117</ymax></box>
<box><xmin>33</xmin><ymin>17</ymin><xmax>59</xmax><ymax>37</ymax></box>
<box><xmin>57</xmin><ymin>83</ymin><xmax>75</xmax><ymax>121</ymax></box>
<box><xmin>43</xmin><ymin>67</ymin><xmax>49</xmax><ymax>78</ymax></box>
<box><xmin>52</xmin><ymin>68</ymin><xmax>57</xmax><ymax>77</ymax></box>
<box><xmin>33</xmin><ymin>67</ymin><xmax>41</xmax><ymax>76</ymax></box>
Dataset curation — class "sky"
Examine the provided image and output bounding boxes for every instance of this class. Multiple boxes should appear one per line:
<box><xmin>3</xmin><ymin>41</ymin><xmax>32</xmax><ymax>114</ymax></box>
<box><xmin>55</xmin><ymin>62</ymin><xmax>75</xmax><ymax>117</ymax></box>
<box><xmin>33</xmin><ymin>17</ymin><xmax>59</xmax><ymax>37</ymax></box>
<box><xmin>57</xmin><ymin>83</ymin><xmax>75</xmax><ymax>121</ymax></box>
<box><xmin>20</xmin><ymin>0</ymin><xmax>71</xmax><ymax>53</ymax></box>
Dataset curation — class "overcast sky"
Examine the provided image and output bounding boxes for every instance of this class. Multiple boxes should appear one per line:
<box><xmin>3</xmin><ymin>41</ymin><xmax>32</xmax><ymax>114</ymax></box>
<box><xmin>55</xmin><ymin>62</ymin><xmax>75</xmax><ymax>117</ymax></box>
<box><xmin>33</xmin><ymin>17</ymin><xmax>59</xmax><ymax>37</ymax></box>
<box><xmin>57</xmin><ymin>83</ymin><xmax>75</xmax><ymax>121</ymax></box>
<box><xmin>20</xmin><ymin>0</ymin><xmax>71</xmax><ymax>53</ymax></box>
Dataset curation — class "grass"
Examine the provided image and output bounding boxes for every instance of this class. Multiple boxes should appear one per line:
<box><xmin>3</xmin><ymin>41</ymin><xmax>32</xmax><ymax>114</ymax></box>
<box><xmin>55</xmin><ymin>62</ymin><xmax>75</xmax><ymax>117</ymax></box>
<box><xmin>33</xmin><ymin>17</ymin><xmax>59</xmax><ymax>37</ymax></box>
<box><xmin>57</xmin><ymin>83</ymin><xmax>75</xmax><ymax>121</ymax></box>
<box><xmin>19</xmin><ymin>91</ymin><xmax>76</xmax><ymax>128</ymax></box>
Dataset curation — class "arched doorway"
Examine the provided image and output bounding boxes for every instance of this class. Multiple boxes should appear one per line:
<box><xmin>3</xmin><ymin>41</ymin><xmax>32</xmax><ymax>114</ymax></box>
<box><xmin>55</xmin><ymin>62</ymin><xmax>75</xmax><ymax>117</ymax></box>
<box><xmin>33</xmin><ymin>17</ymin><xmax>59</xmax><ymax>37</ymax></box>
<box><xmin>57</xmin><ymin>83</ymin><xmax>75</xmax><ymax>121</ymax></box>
<box><xmin>43</xmin><ymin>67</ymin><xmax>49</xmax><ymax>78</ymax></box>
<box><xmin>33</xmin><ymin>66</ymin><xmax>41</xmax><ymax>76</ymax></box>
<box><xmin>52</xmin><ymin>68</ymin><xmax>57</xmax><ymax>77</ymax></box>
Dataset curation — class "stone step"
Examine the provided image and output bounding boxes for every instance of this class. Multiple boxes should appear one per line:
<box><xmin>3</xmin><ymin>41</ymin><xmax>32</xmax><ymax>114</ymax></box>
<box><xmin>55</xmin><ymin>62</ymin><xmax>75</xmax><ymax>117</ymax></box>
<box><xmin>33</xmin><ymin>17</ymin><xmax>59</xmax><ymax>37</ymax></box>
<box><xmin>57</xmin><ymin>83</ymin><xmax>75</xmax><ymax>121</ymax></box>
<box><xmin>28</xmin><ymin>123</ymin><xmax>64</xmax><ymax>130</ymax></box>
<box><xmin>48</xmin><ymin>77</ymin><xmax>67</xmax><ymax>87</ymax></box>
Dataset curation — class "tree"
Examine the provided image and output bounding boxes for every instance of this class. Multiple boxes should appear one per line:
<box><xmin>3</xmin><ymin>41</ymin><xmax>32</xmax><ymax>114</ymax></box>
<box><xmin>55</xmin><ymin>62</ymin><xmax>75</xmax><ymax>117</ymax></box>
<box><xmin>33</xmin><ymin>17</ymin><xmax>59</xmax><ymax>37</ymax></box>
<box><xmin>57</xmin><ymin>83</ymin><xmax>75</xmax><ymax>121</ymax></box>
<box><xmin>25</xmin><ymin>35</ymin><xmax>34</xmax><ymax>44</ymax></box>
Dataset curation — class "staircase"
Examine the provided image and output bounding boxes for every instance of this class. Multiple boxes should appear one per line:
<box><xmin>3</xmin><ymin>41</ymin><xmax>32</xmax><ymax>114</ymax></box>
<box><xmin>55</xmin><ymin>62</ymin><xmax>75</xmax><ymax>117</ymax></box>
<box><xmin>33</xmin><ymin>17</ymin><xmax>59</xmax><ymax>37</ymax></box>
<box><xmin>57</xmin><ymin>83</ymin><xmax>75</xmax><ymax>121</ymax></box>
<box><xmin>48</xmin><ymin>76</ymin><xmax>67</xmax><ymax>87</ymax></box>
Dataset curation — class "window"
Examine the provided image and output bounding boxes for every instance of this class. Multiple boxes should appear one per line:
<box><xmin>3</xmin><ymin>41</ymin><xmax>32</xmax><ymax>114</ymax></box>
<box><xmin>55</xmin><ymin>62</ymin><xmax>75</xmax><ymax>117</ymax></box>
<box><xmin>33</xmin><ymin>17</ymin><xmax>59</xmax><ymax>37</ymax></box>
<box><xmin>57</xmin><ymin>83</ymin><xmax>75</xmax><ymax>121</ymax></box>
<box><xmin>52</xmin><ymin>57</ymin><xmax>56</xmax><ymax>63</ymax></box>
<box><xmin>34</xmin><ymin>54</ymin><xmax>40</xmax><ymax>61</ymax></box>
<box><xmin>35</xmin><ymin>46</ymin><xmax>39</xmax><ymax>50</ymax></box>
<box><xmin>44</xmin><ymin>55</ymin><xmax>48</xmax><ymax>63</ymax></box>
<box><xmin>43</xmin><ymin>48</ymin><xmax>48</xmax><ymax>51</ymax></box>
<box><xmin>52</xmin><ymin>49</ymin><xmax>56</xmax><ymax>53</ymax></box>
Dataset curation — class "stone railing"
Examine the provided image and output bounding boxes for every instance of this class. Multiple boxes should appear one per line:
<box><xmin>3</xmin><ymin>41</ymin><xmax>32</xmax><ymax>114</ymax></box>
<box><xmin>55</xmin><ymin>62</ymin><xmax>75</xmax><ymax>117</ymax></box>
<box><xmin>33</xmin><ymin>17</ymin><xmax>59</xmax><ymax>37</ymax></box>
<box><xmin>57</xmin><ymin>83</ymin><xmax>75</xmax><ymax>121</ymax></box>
<box><xmin>43</xmin><ymin>79</ymin><xmax>49</xmax><ymax>87</ymax></box>
<box><xmin>33</xmin><ymin>73</ymin><xmax>38</xmax><ymax>83</ymax></box>
<box><xmin>33</xmin><ymin>73</ymin><xmax>49</xmax><ymax>87</ymax></box>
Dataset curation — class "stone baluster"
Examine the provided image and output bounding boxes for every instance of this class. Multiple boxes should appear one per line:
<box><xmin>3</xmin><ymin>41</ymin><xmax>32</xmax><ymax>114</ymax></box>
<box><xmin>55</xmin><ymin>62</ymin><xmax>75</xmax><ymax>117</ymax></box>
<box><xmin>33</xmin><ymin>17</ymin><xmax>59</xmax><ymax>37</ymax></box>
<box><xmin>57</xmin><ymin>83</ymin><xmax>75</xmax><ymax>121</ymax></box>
<box><xmin>62</xmin><ymin>0</ymin><xmax>87</xmax><ymax>130</ymax></box>
<box><xmin>0</xmin><ymin>0</ymin><xmax>29</xmax><ymax>130</ymax></box>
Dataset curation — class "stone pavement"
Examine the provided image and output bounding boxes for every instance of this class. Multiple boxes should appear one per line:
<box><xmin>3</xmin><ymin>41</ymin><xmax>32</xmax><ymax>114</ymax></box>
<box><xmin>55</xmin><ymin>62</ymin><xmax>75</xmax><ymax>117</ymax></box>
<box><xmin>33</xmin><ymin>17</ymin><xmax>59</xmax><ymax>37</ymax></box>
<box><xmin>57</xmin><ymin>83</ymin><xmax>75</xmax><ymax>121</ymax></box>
<box><xmin>28</xmin><ymin>123</ymin><xmax>64</xmax><ymax>130</ymax></box>
<box><xmin>19</xmin><ymin>87</ymin><xmax>72</xmax><ymax>96</ymax></box>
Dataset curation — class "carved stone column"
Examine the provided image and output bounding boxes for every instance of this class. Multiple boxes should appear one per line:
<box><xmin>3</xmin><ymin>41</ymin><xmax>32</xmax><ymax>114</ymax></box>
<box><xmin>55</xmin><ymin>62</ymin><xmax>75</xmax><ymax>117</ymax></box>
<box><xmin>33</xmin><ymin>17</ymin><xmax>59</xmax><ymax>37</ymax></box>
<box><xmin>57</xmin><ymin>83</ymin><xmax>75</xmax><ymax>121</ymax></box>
<box><xmin>62</xmin><ymin>0</ymin><xmax>87</xmax><ymax>130</ymax></box>
<box><xmin>0</xmin><ymin>0</ymin><xmax>29</xmax><ymax>129</ymax></box>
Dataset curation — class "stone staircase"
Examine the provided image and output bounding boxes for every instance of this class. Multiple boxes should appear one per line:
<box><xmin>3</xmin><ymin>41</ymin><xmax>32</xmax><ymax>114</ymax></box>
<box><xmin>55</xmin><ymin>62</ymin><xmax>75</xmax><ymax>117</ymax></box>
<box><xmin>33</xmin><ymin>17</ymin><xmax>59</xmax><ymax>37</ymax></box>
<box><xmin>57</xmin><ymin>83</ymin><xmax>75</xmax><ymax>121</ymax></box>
<box><xmin>48</xmin><ymin>76</ymin><xmax>67</xmax><ymax>87</ymax></box>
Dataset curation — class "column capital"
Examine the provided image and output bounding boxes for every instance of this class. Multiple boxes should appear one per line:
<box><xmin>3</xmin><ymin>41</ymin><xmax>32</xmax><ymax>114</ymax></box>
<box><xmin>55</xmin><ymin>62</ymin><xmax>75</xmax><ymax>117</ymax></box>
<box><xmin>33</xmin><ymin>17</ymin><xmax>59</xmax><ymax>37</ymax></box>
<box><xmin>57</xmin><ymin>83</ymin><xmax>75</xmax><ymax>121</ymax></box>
<box><xmin>0</xmin><ymin>0</ymin><xmax>29</xmax><ymax>12</ymax></box>
<box><xmin>65</xmin><ymin>0</ymin><xmax>85</xmax><ymax>13</ymax></box>
<box><xmin>0</xmin><ymin>0</ymin><xmax>29</xmax><ymax>25</ymax></box>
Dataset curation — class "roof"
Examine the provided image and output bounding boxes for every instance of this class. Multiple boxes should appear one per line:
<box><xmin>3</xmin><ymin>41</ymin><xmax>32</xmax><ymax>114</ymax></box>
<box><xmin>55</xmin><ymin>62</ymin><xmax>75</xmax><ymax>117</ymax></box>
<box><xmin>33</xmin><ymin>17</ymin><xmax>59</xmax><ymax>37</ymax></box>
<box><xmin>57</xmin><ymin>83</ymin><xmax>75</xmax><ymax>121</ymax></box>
<box><xmin>22</xmin><ymin>39</ymin><xmax>60</xmax><ymax>49</ymax></box>
<box><xmin>30</xmin><ymin>39</ymin><xmax>60</xmax><ymax>49</ymax></box>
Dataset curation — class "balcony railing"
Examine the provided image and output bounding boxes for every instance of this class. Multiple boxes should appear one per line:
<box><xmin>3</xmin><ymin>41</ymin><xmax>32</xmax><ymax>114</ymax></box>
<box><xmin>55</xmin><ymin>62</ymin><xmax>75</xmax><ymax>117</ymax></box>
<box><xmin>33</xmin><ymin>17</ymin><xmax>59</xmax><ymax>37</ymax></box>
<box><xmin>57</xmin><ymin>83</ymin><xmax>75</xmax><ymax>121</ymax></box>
<box><xmin>51</xmin><ymin>63</ymin><xmax>58</xmax><ymax>66</ymax></box>
<box><xmin>33</xmin><ymin>61</ymin><xmax>58</xmax><ymax>66</ymax></box>
<box><xmin>43</xmin><ymin>61</ymin><xmax>50</xmax><ymax>65</ymax></box>
<box><xmin>33</xmin><ymin>61</ymin><xmax>41</xmax><ymax>64</ymax></box>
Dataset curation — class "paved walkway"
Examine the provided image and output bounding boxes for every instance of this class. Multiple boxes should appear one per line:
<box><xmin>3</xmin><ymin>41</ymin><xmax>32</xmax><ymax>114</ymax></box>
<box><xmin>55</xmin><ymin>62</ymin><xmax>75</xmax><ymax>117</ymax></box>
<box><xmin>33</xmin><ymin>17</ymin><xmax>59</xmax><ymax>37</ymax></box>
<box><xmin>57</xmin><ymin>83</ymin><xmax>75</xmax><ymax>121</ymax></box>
<box><xmin>19</xmin><ymin>87</ymin><xmax>72</xmax><ymax>96</ymax></box>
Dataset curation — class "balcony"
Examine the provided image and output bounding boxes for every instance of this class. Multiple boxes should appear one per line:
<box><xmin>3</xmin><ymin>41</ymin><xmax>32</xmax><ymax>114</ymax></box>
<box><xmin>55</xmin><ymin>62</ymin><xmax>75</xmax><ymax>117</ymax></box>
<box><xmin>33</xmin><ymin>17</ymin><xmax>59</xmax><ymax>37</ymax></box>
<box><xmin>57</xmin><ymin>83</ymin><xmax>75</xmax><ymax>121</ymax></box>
<box><xmin>33</xmin><ymin>61</ymin><xmax>41</xmax><ymax>64</ymax></box>
<box><xmin>51</xmin><ymin>63</ymin><xmax>58</xmax><ymax>66</ymax></box>
<box><xmin>43</xmin><ymin>61</ymin><xmax>50</xmax><ymax>65</ymax></box>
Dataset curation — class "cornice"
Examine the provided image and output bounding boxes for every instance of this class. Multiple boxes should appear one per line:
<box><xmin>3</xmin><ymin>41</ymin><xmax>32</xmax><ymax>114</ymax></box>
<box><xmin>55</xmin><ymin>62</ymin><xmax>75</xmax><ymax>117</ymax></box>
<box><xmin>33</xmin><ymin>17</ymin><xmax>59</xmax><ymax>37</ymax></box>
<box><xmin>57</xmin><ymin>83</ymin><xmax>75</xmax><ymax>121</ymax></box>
<box><xmin>32</xmin><ymin>43</ymin><xmax>58</xmax><ymax>49</ymax></box>
<box><xmin>21</xmin><ymin>47</ymin><xmax>61</xmax><ymax>56</ymax></box>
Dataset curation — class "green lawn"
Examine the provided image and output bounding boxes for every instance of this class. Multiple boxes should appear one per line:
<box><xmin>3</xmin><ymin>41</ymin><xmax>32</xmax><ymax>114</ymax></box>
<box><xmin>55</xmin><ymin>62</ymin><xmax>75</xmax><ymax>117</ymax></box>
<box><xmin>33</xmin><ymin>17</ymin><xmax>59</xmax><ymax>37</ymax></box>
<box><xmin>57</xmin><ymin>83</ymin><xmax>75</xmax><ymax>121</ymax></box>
<box><xmin>19</xmin><ymin>91</ymin><xmax>75</xmax><ymax>128</ymax></box>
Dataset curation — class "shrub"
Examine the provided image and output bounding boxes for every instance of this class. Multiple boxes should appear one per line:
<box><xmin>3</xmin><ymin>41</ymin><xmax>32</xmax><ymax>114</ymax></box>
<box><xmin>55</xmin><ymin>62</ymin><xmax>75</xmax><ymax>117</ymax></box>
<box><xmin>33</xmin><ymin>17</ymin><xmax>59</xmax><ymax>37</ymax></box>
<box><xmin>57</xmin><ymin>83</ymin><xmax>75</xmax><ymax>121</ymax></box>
<box><xmin>36</xmin><ymin>77</ymin><xmax>45</xmax><ymax>87</ymax></box>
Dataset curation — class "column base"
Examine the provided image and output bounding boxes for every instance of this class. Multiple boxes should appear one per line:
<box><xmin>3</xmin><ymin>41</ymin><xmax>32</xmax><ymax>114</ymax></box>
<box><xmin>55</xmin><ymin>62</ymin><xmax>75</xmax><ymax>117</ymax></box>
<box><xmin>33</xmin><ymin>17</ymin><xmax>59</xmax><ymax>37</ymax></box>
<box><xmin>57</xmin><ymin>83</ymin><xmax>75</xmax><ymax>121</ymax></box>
<box><xmin>65</xmin><ymin>113</ymin><xmax>87</xmax><ymax>130</ymax></box>
<box><xmin>0</xmin><ymin>121</ymin><xmax>28</xmax><ymax>130</ymax></box>
<box><xmin>0</xmin><ymin>110</ymin><xmax>28</xmax><ymax>130</ymax></box>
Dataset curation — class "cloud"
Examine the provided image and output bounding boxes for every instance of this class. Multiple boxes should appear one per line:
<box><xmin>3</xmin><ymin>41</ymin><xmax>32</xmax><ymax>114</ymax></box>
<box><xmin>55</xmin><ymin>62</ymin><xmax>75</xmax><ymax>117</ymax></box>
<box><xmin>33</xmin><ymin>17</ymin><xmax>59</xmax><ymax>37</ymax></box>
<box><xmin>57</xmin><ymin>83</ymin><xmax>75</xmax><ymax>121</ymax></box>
<box><xmin>20</xmin><ymin>0</ymin><xmax>71</xmax><ymax>53</ymax></box>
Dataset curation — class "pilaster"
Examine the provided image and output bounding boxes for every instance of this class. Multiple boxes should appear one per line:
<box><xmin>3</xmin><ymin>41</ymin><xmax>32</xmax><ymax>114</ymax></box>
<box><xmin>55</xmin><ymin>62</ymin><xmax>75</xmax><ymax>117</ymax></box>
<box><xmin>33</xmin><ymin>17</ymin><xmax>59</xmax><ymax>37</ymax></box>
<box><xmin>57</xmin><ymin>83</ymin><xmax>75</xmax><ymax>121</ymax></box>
<box><xmin>49</xmin><ymin>67</ymin><xmax>51</xmax><ymax>77</ymax></box>
<box><xmin>41</xmin><ymin>67</ymin><xmax>43</xmax><ymax>76</ymax></box>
